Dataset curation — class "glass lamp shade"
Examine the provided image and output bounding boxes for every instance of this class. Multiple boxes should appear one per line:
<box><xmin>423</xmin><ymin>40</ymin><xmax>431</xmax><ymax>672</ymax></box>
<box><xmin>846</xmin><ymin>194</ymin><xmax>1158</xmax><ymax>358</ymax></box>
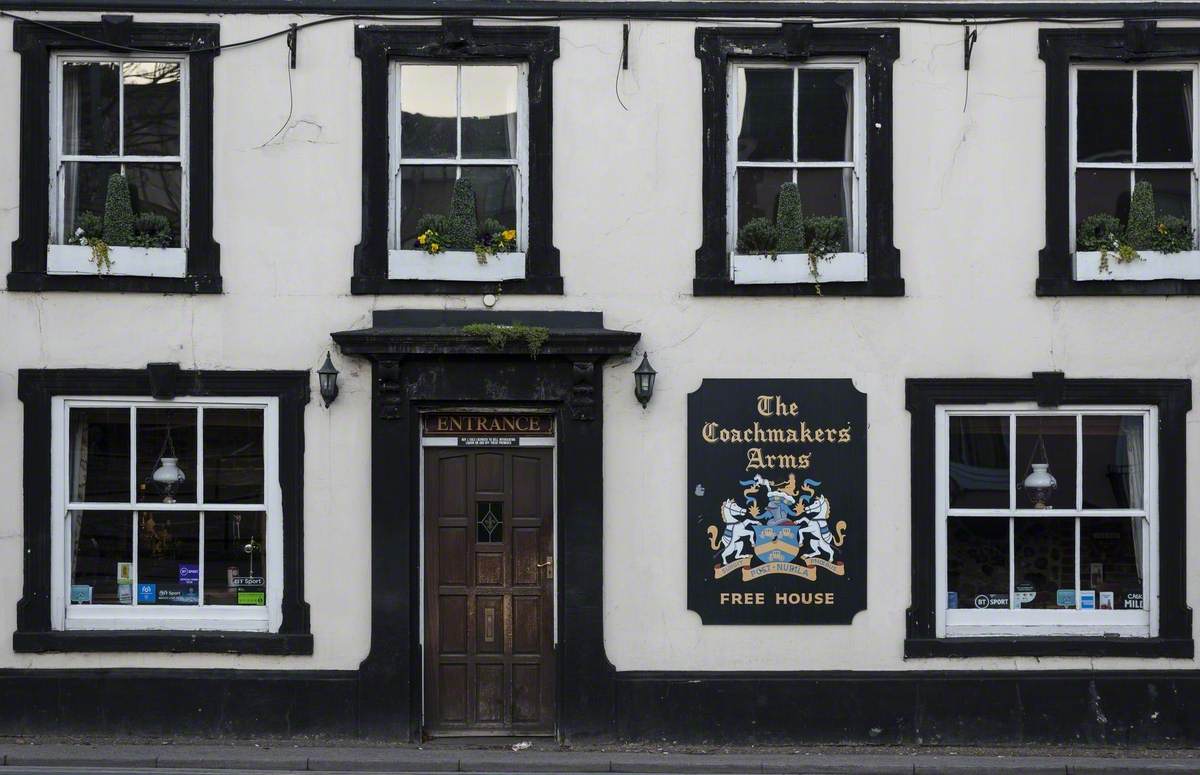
<box><xmin>1023</xmin><ymin>462</ymin><xmax>1057</xmax><ymax>509</ymax></box>
<box><xmin>151</xmin><ymin>457</ymin><xmax>186</xmax><ymax>504</ymax></box>
<box><xmin>633</xmin><ymin>353</ymin><xmax>657</xmax><ymax>407</ymax></box>
<box><xmin>317</xmin><ymin>352</ymin><xmax>340</xmax><ymax>408</ymax></box>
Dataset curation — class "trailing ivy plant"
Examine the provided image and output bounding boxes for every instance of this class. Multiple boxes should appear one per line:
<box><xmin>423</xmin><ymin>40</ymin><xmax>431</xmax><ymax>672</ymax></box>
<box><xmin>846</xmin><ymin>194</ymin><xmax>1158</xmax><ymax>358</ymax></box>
<box><xmin>1076</xmin><ymin>181</ymin><xmax>1194</xmax><ymax>273</ymax></box>
<box><xmin>461</xmin><ymin>323</ymin><xmax>551</xmax><ymax>358</ymax></box>
<box><xmin>73</xmin><ymin>211</ymin><xmax>111</xmax><ymax>273</ymax></box>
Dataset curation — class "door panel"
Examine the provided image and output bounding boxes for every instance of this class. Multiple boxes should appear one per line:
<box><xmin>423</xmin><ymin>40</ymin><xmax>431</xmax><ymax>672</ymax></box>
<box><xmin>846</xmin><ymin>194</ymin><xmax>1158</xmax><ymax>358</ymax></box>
<box><xmin>424</xmin><ymin>445</ymin><xmax>555</xmax><ymax>736</ymax></box>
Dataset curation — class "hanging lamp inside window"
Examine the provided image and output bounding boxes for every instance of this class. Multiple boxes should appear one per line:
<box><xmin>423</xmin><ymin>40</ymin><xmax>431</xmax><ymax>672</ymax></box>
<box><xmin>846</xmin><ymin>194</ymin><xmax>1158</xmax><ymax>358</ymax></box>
<box><xmin>1021</xmin><ymin>419</ymin><xmax>1057</xmax><ymax>509</ymax></box>
<box><xmin>149</xmin><ymin>423</ymin><xmax>186</xmax><ymax>503</ymax></box>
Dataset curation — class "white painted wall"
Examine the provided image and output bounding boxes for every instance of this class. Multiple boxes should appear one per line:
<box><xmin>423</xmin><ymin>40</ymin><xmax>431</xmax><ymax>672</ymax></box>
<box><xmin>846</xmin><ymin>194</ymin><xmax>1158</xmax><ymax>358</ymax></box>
<box><xmin>1</xmin><ymin>12</ymin><xmax>1198</xmax><ymax>674</ymax></box>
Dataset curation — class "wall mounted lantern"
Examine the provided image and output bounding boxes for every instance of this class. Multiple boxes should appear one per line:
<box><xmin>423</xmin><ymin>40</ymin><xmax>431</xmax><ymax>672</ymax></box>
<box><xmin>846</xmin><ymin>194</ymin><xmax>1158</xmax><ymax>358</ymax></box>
<box><xmin>633</xmin><ymin>353</ymin><xmax>656</xmax><ymax>407</ymax></box>
<box><xmin>318</xmin><ymin>352</ymin><xmax>340</xmax><ymax>408</ymax></box>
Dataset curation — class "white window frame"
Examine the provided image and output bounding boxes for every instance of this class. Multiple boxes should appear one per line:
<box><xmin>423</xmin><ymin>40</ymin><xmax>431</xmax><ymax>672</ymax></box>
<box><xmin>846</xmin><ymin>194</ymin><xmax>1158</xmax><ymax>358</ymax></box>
<box><xmin>935</xmin><ymin>404</ymin><xmax>1157</xmax><ymax>639</ymax></box>
<box><xmin>387</xmin><ymin>61</ymin><xmax>529</xmax><ymax>282</ymax></box>
<box><xmin>47</xmin><ymin>52</ymin><xmax>189</xmax><ymax>278</ymax></box>
<box><xmin>50</xmin><ymin>396</ymin><xmax>282</xmax><ymax>632</ymax></box>
<box><xmin>727</xmin><ymin>59</ymin><xmax>867</xmax><ymax>284</ymax></box>
<box><xmin>1070</xmin><ymin>62</ymin><xmax>1200</xmax><ymax>280</ymax></box>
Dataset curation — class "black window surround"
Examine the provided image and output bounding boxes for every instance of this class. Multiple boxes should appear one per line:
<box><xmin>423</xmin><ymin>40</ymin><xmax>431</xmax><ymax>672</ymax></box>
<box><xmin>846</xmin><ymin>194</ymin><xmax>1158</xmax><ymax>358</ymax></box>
<box><xmin>905</xmin><ymin>373</ymin><xmax>1193</xmax><ymax>659</ymax></box>
<box><xmin>353</xmin><ymin>20</ymin><xmax>561</xmax><ymax>295</ymax></box>
<box><xmin>15</xmin><ymin>367</ymin><xmax>312</xmax><ymax>654</ymax></box>
<box><xmin>693</xmin><ymin>24</ymin><xmax>903</xmax><ymax>297</ymax></box>
<box><xmin>1039</xmin><ymin>24</ymin><xmax>1200</xmax><ymax>296</ymax></box>
<box><xmin>7</xmin><ymin>18</ymin><xmax>220</xmax><ymax>294</ymax></box>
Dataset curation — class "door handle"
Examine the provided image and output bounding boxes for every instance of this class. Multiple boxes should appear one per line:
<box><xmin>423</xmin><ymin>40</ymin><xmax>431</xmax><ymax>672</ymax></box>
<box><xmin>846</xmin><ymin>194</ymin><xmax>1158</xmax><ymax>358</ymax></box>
<box><xmin>536</xmin><ymin>557</ymin><xmax>553</xmax><ymax>579</ymax></box>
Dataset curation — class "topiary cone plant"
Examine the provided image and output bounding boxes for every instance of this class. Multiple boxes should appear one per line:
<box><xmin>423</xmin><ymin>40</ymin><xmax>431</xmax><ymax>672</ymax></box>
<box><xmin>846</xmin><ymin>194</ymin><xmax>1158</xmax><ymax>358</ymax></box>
<box><xmin>447</xmin><ymin>177</ymin><xmax>478</xmax><ymax>250</ymax></box>
<box><xmin>102</xmin><ymin>173</ymin><xmax>134</xmax><ymax>247</ymax></box>
<box><xmin>774</xmin><ymin>182</ymin><xmax>805</xmax><ymax>252</ymax></box>
<box><xmin>1125</xmin><ymin>180</ymin><xmax>1157</xmax><ymax>251</ymax></box>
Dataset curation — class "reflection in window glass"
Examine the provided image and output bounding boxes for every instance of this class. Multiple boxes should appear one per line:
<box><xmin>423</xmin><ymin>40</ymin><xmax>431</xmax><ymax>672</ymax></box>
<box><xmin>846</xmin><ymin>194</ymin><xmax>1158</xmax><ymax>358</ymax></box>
<box><xmin>1137</xmin><ymin>70</ymin><xmax>1193</xmax><ymax>163</ymax></box>
<box><xmin>1082</xmin><ymin>415</ymin><xmax>1144</xmax><ymax>510</ymax></box>
<box><xmin>796</xmin><ymin>69</ymin><xmax>853</xmax><ymax>162</ymax></box>
<box><xmin>399</xmin><ymin>165</ymin><xmax>456</xmax><ymax>246</ymax></box>
<box><xmin>204</xmin><ymin>409</ymin><xmax>265</xmax><ymax>505</ymax></box>
<box><xmin>69</xmin><ymin>510</ymin><xmax>133</xmax><ymax>605</ymax></box>
<box><xmin>461</xmin><ymin>66</ymin><xmax>519</xmax><ymax>159</ymax></box>
<box><xmin>1077</xmin><ymin>69</ymin><xmax>1133</xmax><ymax>163</ymax></box>
<box><xmin>1016</xmin><ymin>415</ymin><xmax>1076</xmax><ymax>511</ymax></box>
<box><xmin>136</xmin><ymin>511</ymin><xmax>200</xmax><ymax>606</ymax></box>
<box><xmin>61</xmin><ymin>161</ymin><xmax>121</xmax><ymax>242</ymax></box>
<box><xmin>204</xmin><ymin>512</ymin><xmax>267</xmax><ymax>606</ymax></box>
<box><xmin>947</xmin><ymin>517</ymin><xmax>1009</xmax><ymax>609</ymax></box>
<box><xmin>69</xmin><ymin>407</ymin><xmax>131</xmax><ymax>503</ymax></box>
<box><xmin>124</xmin><ymin>164</ymin><xmax>183</xmax><ymax>247</ymax></box>
<box><xmin>400</xmin><ymin>64</ymin><xmax>457</xmax><ymax>159</ymax></box>
<box><xmin>123</xmin><ymin>61</ymin><xmax>181</xmax><ymax>156</ymax></box>
<box><xmin>795</xmin><ymin>168</ymin><xmax>852</xmax><ymax>247</ymax></box>
<box><xmin>948</xmin><ymin>416</ymin><xmax>1009</xmax><ymax>510</ymax></box>
<box><xmin>1135</xmin><ymin>169</ymin><xmax>1192</xmax><ymax>222</ymax></box>
<box><xmin>1013</xmin><ymin>518</ymin><xmax>1076</xmax><ymax>609</ymax></box>
<box><xmin>1080</xmin><ymin>518</ymin><xmax>1145</xmax><ymax>610</ymax></box>
<box><xmin>737</xmin><ymin>68</ymin><xmax>793</xmax><ymax>162</ymax></box>
<box><xmin>461</xmin><ymin>166</ymin><xmax>517</xmax><ymax>230</ymax></box>
<box><xmin>137</xmin><ymin>408</ymin><xmax>198</xmax><ymax>504</ymax></box>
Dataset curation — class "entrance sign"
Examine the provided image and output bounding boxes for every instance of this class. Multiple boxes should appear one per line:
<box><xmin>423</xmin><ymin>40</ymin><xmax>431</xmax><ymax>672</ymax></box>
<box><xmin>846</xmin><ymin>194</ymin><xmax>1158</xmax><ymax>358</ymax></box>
<box><xmin>687</xmin><ymin>379</ymin><xmax>867</xmax><ymax>624</ymax></box>
<box><xmin>423</xmin><ymin>413</ymin><xmax>554</xmax><ymax>437</ymax></box>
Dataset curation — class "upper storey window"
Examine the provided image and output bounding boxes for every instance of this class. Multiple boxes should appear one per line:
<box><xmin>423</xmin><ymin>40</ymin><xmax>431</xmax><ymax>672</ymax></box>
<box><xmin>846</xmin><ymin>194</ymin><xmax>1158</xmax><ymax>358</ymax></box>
<box><xmin>51</xmin><ymin>55</ymin><xmax>188</xmax><ymax>277</ymax></box>
<box><xmin>1072</xmin><ymin>65</ymin><xmax>1200</xmax><ymax>280</ymax></box>
<box><xmin>730</xmin><ymin>61</ymin><xmax>865</xmax><ymax>284</ymax></box>
<box><xmin>354</xmin><ymin>22</ymin><xmax>560</xmax><ymax>294</ymax></box>
<box><xmin>9</xmin><ymin>20</ymin><xmax>220</xmax><ymax>294</ymax></box>
<box><xmin>389</xmin><ymin>63</ymin><xmax>527</xmax><ymax>281</ymax></box>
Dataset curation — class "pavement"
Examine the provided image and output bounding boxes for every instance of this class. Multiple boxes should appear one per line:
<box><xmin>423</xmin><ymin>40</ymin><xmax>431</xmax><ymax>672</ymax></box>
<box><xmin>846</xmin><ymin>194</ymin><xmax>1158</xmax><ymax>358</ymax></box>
<box><xmin>1</xmin><ymin>742</ymin><xmax>1200</xmax><ymax>774</ymax></box>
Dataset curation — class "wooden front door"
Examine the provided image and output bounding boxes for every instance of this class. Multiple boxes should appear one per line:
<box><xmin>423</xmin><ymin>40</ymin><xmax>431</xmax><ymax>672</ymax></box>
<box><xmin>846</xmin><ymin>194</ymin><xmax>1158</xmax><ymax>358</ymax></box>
<box><xmin>424</xmin><ymin>447</ymin><xmax>556</xmax><ymax>736</ymax></box>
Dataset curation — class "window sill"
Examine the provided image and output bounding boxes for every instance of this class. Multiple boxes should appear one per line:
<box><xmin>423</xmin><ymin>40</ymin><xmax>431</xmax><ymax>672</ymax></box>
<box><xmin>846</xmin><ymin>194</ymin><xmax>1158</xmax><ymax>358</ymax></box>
<box><xmin>48</xmin><ymin>243</ymin><xmax>187</xmax><ymax>278</ymax></box>
<box><xmin>7</xmin><ymin>271</ymin><xmax>220</xmax><ymax>294</ymax></box>
<box><xmin>694</xmin><ymin>275</ymin><xmax>903</xmax><ymax>297</ymax></box>
<box><xmin>1074</xmin><ymin>250</ymin><xmax>1200</xmax><ymax>281</ymax></box>
<box><xmin>905</xmin><ymin>636</ymin><xmax>1192</xmax><ymax>659</ymax></box>
<box><xmin>13</xmin><ymin>630</ymin><xmax>313</xmax><ymax>655</ymax></box>
<box><xmin>388</xmin><ymin>249</ymin><xmax>525</xmax><ymax>282</ymax></box>
<box><xmin>732</xmin><ymin>251</ymin><xmax>868</xmax><ymax>284</ymax></box>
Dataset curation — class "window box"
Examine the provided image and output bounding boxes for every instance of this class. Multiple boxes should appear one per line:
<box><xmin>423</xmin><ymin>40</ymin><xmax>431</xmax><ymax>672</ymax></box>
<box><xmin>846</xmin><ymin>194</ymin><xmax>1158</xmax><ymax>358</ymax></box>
<box><xmin>731</xmin><ymin>251</ymin><xmax>868</xmax><ymax>284</ymax></box>
<box><xmin>48</xmin><ymin>244</ymin><xmax>188</xmax><ymax>278</ymax></box>
<box><xmin>388</xmin><ymin>249</ymin><xmax>525</xmax><ymax>282</ymax></box>
<box><xmin>1074</xmin><ymin>249</ymin><xmax>1200</xmax><ymax>281</ymax></box>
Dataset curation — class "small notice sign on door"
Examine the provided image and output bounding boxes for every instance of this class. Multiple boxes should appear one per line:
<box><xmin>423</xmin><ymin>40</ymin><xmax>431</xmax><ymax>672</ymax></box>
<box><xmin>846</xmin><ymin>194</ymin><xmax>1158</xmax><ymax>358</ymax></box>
<box><xmin>459</xmin><ymin>436</ymin><xmax>519</xmax><ymax>447</ymax></box>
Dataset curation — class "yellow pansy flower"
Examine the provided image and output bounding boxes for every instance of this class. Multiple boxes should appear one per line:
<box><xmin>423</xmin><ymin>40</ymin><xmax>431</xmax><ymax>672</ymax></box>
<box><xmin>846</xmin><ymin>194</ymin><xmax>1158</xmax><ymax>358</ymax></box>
<box><xmin>430</xmin><ymin>243</ymin><xmax>440</xmax><ymax>253</ymax></box>
<box><xmin>502</xmin><ymin>229</ymin><xmax>516</xmax><ymax>242</ymax></box>
<box><xmin>418</xmin><ymin>233</ymin><xmax>428</xmax><ymax>245</ymax></box>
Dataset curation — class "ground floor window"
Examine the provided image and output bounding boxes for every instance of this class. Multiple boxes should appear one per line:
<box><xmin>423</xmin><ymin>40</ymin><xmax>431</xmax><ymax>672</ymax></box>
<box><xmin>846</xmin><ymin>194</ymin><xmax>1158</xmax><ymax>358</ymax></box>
<box><xmin>53</xmin><ymin>397</ymin><xmax>282</xmax><ymax>632</ymax></box>
<box><xmin>938</xmin><ymin>406</ymin><xmax>1154</xmax><ymax>638</ymax></box>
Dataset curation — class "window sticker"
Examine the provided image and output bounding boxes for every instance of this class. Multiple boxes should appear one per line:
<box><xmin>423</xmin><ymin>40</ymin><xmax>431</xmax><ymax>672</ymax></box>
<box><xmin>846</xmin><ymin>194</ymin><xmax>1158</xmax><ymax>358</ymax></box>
<box><xmin>1080</xmin><ymin>590</ymin><xmax>1097</xmax><ymax>610</ymax></box>
<box><xmin>70</xmin><ymin>585</ymin><xmax>92</xmax><ymax>604</ymax></box>
<box><xmin>137</xmin><ymin>583</ymin><xmax>157</xmax><ymax>603</ymax></box>
<box><xmin>1056</xmin><ymin>588</ymin><xmax>1076</xmax><ymax>608</ymax></box>
<box><xmin>178</xmin><ymin>563</ymin><xmax>200</xmax><ymax>584</ymax></box>
<box><xmin>973</xmin><ymin>593</ymin><xmax>1009</xmax><ymax>609</ymax></box>
<box><xmin>238</xmin><ymin>591</ymin><xmax>265</xmax><ymax>606</ymax></box>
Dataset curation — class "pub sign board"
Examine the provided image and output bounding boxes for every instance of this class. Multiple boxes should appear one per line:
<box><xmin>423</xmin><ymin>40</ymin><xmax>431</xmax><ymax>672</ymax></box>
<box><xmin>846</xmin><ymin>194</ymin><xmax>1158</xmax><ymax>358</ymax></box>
<box><xmin>687</xmin><ymin>379</ymin><xmax>867</xmax><ymax>624</ymax></box>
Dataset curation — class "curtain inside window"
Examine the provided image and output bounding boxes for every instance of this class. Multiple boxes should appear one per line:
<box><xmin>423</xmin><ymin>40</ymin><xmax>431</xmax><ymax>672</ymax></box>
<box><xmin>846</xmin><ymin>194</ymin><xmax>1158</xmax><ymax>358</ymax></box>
<box><xmin>841</xmin><ymin>75</ymin><xmax>854</xmax><ymax>245</ymax></box>
<box><xmin>61</xmin><ymin>70</ymin><xmax>83</xmax><ymax>241</ymax></box>
<box><xmin>1119</xmin><ymin>416</ymin><xmax>1146</xmax><ymax>579</ymax></box>
<box><xmin>69</xmin><ymin>419</ymin><xmax>89</xmax><ymax>584</ymax></box>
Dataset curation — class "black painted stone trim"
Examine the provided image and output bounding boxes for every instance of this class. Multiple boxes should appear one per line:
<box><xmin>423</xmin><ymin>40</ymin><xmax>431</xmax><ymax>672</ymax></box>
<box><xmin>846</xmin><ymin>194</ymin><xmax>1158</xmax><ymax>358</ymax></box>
<box><xmin>7</xmin><ymin>2</ymin><xmax>1200</xmax><ymax>18</ymax></box>
<box><xmin>13</xmin><ymin>630</ymin><xmax>313</xmax><ymax>655</ymax></box>
<box><xmin>7</xmin><ymin>21</ymin><xmax>221</xmax><ymax>295</ymax></box>
<box><xmin>353</xmin><ymin>22</ymin><xmax>561</xmax><ymax>296</ymax></box>
<box><xmin>15</xmin><ymin>369</ymin><xmax>311</xmax><ymax>654</ymax></box>
<box><xmin>0</xmin><ymin>668</ymin><xmax>357</xmax><ymax>736</ymax></box>
<box><xmin>617</xmin><ymin>670</ymin><xmax>1200</xmax><ymax>744</ymax></box>
<box><xmin>693</xmin><ymin>25</ymin><xmax>902</xmax><ymax>297</ymax></box>
<box><xmin>904</xmin><ymin>377</ymin><xmax>1193</xmax><ymax>658</ymax></box>
<box><xmin>332</xmin><ymin>310</ymin><xmax>638</xmax><ymax>739</ymax></box>
<box><xmin>1039</xmin><ymin>27</ymin><xmax>1200</xmax><ymax>297</ymax></box>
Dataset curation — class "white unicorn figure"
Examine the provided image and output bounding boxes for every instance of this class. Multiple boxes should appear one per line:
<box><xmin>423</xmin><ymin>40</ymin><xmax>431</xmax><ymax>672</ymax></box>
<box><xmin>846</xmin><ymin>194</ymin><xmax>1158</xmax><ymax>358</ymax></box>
<box><xmin>795</xmin><ymin>494</ymin><xmax>846</xmax><ymax>563</ymax></box>
<box><xmin>707</xmin><ymin>499</ymin><xmax>758</xmax><ymax>566</ymax></box>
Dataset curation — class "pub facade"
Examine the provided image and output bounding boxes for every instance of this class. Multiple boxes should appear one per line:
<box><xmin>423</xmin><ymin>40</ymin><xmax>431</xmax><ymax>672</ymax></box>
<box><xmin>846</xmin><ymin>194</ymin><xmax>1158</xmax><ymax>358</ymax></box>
<box><xmin>2</xmin><ymin>0</ymin><xmax>1200</xmax><ymax>744</ymax></box>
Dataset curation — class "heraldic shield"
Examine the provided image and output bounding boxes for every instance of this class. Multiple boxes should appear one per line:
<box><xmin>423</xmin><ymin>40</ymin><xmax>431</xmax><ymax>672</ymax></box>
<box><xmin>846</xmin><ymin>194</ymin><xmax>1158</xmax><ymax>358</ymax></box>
<box><xmin>752</xmin><ymin>524</ymin><xmax>800</xmax><ymax>564</ymax></box>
